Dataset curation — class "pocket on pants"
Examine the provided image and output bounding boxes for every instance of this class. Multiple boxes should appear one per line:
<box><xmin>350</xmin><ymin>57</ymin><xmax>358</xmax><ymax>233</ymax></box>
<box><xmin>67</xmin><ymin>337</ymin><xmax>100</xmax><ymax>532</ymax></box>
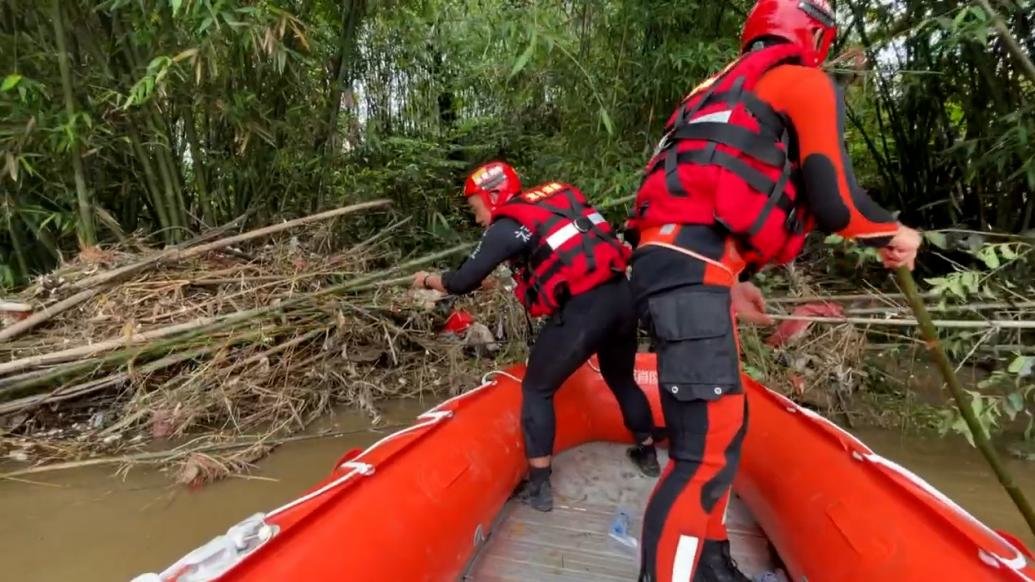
<box><xmin>647</xmin><ymin>288</ymin><xmax>741</xmax><ymax>402</ymax></box>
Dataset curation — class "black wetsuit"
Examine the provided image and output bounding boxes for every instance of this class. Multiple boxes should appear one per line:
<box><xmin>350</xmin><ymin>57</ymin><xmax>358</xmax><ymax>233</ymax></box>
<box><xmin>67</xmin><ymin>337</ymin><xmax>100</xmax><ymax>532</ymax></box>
<box><xmin>443</xmin><ymin>219</ymin><xmax>654</xmax><ymax>458</ymax></box>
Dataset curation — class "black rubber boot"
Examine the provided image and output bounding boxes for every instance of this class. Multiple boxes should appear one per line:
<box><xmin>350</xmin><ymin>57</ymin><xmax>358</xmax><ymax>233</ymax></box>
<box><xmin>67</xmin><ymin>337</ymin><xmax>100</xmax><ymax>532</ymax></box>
<box><xmin>695</xmin><ymin>539</ymin><xmax>751</xmax><ymax>582</ymax></box>
<box><xmin>627</xmin><ymin>443</ymin><xmax>661</xmax><ymax>477</ymax></box>
<box><xmin>516</xmin><ymin>467</ymin><xmax>553</xmax><ymax>512</ymax></box>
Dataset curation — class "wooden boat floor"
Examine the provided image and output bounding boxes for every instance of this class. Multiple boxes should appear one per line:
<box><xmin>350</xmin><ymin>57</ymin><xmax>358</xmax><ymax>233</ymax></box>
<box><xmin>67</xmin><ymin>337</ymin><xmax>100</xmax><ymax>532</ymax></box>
<box><xmin>465</xmin><ymin>442</ymin><xmax>775</xmax><ymax>581</ymax></box>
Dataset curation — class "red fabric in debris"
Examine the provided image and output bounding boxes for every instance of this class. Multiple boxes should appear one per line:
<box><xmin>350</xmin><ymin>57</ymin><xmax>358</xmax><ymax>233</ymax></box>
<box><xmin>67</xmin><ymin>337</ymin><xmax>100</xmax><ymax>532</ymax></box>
<box><xmin>766</xmin><ymin>302</ymin><xmax>844</xmax><ymax>347</ymax></box>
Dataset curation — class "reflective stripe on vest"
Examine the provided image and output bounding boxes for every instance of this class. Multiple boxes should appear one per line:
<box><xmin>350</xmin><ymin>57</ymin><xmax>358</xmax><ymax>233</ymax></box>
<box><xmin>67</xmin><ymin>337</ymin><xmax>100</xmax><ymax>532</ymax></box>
<box><xmin>544</xmin><ymin>212</ymin><xmax>606</xmax><ymax>250</ymax></box>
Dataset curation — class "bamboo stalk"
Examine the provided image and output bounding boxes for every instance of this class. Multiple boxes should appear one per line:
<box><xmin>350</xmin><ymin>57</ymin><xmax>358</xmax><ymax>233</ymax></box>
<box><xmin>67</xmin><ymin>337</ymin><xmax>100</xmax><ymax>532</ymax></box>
<box><xmin>769</xmin><ymin>292</ymin><xmax>937</xmax><ymax>304</ymax></box>
<box><xmin>768</xmin><ymin>313</ymin><xmax>1035</xmax><ymax>329</ymax></box>
<box><xmin>0</xmin><ymin>242</ymin><xmax>466</xmax><ymax>377</ymax></box>
<box><xmin>0</xmin><ymin>347</ymin><xmax>209</xmax><ymax>416</ymax></box>
<box><xmin>147</xmin><ymin>112</ymin><xmax>186</xmax><ymax>238</ymax></box>
<box><xmin>0</xmin><ymin>202</ymin><xmax>384</xmax><ymax>343</ymax></box>
<box><xmin>0</xmin><ymin>425</ymin><xmax>407</xmax><ymax>481</ymax></box>
<box><xmin>335</xmin><ymin>243</ymin><xmax>476</xmax><ymax>294</ymax></box>
<box><xmin>865</xmin><ymin>343</ymin><xmax>1035</xmax><ymax>354</ymax></box>
<box><xmin>0</xmin><ymin>356</ymin><xmax>102</xmax><ymax>391</ymax></box>
<box><xmin>0</xmin><ymin>315</ymin><xmax>250</xmax><ymax>377</ymax></box>
<box><xmin>125</xmin><ymin>122</ymin><xmax>171</xmax><ymax>236</ymax></box>
<box><xmin>844</xmin><ymin>300</ymin><xmax>1035</xmax><ymax>316</ymax></box>
<box><xmin>0</xmin><ymin>287</ymin><xmax>106</xmax><ymax>344</ymax></box>
<box><xmin>895</xmin><ymin>267</ymin><xmax>1035</xmax><ymax>537</ymax></box>
<box><xmin>974</xmin><ymin>0</ymin><xmax>1035</xmax><ymax>86</ymax></box>
<box><xmin>50</xmin><ymin>0</ymin><xmax>95</xmax><ymax>246</ymax></box>
<box><xmin>0</xmin><ymin>227</ymin><xmax>231</xmax><ymax>344</ymax></box>
<box><xmin>70</xmin><ymin>214</ymin><xmax>249</xmax><ymax>291</ymax></box>
<box><xmin>171</xmin><ymin>199</ymin><xmax>390</xmax><ymax>262</ymax></box>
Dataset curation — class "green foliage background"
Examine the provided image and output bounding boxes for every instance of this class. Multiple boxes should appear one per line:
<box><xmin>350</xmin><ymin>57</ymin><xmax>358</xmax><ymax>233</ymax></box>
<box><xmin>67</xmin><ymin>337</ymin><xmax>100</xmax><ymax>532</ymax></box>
<box><xmin>1</xmin><ymin>0</ymin><xmax>1033</xmax><ymax>286</ymax></box>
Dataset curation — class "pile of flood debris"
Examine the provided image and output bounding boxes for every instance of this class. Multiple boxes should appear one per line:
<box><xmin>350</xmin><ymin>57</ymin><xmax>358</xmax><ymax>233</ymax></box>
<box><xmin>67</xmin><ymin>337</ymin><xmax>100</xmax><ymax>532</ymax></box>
<box><xmin>0</xmin><ymin>202</ymin><xmax>527</xmax><ymax>485</ymax></box>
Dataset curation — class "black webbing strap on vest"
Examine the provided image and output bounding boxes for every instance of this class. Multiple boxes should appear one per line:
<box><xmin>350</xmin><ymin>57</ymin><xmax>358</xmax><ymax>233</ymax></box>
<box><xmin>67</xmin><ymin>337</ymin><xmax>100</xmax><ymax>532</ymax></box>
<box><xmin>525</xmin><ymin>188</ymin><xmax>613</xmax><ymax>272</ymax></box>
<box><xmin>522</xmin><ymin>188</ymin><xmax>624</xmax><ymax>313</ymax></box>
<box><xmin>668</xmin><ymin>122</ymin><xmax>786</xmax><ymax>167</ymax></box>
<box><xmin>746</xmin><ymin>127</ymin><xmax>797</xmax><ymax>239</ymax></box>
<box><xmin>647</xmin><ymin>51</ymin><xmax>803</xmax><ymax>199</ymax></box>
<box><xmin>645</xmin><ymin>147</ymin><xmax>794</xmax><ymax>217</ymax></box>
<box><xmin>512</xmin><ymin>187</ymin><xmax>601</xmax><ymax>314</ymax></box>
<box><xmin>645</xmin><ymin>61</ymin><xmax>804</xmax><ymax>244</ymax></box>
<box><xmin>661</xmin><ymin>76</ymin><xmax>737</xmax><ymax>197</ymax></box>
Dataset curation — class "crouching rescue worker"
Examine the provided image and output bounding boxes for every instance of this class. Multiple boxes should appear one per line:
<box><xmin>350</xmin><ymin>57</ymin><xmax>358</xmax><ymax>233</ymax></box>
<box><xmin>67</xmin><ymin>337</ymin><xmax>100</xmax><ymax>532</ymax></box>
<box><xmin>413</xmin><ymin>161</ymin><xmax>660</xmax><ymax>512</ymax></box>
<box><xmin>625</xmin><ymin>0</ymin><xmax>923</xmax><ymax>580</ymax></box>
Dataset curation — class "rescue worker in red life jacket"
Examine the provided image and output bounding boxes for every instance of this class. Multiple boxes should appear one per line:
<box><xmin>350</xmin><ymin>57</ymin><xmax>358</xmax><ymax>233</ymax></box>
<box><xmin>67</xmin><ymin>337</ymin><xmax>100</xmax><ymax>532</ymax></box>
<box><xmin>625</xmin><ymin>1</ymin><xmax>922</xmax><ymax>580</ymax></box>
<box><xmin>413</xmin><ymin>162</ymin><xmax>661</xmax><ymax>512</ymax></box>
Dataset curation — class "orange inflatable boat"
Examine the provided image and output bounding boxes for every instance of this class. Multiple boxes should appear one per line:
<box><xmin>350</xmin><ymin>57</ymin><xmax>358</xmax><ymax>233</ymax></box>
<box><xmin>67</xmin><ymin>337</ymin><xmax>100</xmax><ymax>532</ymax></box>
<box><xmin>141</xmin><ymin>355</ymin><xmax>1034</xmax><ymax>582</ymax></box>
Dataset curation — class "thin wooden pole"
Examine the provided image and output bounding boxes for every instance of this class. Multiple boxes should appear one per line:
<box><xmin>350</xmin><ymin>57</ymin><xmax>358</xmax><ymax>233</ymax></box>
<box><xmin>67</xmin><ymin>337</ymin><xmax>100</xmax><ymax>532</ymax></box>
<box><xmin>844</xmin><ymin>301</ymin><xmax>1035</xmax><ymax>315</ymax></box>
<box><xmin>768</xmin><ymin>313</ymin><xmax>1035</xmax><ymax>329</ymax></box>
<box><xmin>896</xmin><ymin>267</ymin><xmax>1035</xmax><ymax>537</ymax></box>
<box><xmin>769</xmin><ymin>292</ymin><xmax>937</xmax><ymax>304</ymax></box>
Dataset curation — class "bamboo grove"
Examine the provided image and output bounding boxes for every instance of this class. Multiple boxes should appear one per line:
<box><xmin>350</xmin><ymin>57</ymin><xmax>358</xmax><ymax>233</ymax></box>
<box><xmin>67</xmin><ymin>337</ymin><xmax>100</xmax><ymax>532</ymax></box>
<box><xmin>1</xmin><ymin>0</ymin><xmax>1033</xmax><ymax>286</ymax></box>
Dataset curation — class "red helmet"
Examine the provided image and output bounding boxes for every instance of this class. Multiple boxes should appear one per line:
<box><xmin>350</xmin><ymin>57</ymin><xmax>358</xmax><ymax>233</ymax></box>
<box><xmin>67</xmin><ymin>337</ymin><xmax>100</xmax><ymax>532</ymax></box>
<box><xmin>741</xmin><ymin>0</ymin><xmax>837</xmax><ymax>67</ymax></box>
<box><xmin>463</xmin><ymin>161</ymin><xmax>522</xmax><ymax>211</ymax></box>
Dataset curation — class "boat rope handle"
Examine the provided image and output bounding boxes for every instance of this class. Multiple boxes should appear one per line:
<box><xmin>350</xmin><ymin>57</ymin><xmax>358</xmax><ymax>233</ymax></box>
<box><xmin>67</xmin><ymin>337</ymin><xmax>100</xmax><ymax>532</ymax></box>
<box><xmin>266</xmin><ymin>372</ymin><xmax>514</xmax><ymax>520</ymax></box>
<box><xmin>340</xmin><ymin>461</ymin><xmax>375</xmax><ymax>476</ymax></box>
<box><xmin>481</xmin><ymin>370</ymin><xmax>521</xmax><ymax>384</ymax></box>
<box><xmin>779</xmin><ymin>390</ymin><xmax>1031</xmax><ymax>576</ymax></box>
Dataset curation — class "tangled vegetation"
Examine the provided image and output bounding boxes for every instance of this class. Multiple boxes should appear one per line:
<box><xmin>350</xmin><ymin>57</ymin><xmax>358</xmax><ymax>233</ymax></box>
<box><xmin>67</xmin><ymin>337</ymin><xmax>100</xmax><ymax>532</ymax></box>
<box><xmin>3</xmin><ymin>0</ymin><xmax>1033</xmax><ymax>284</ymax></box>
<box><xmin>1</xmin><ymin>0</ymin><xmax>1033</xmax><ymax>476</ymax></box>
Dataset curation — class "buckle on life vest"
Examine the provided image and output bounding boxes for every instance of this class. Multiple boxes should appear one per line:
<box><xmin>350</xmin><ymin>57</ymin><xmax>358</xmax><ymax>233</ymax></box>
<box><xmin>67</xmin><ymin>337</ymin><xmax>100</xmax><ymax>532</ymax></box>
<box><xmin>651</xmin><ymin>131</ymin><xmax>674</xmax><ymax>159</ymax></box>
<box><xmin>573</xmin><ymin>216</ymin><xmax>592</xmax><ymax>233</ymax></box>
<box><xmin>785</xmin><ymin>208</ymin><xmax>804</xmax><ymax>235</ymax></box>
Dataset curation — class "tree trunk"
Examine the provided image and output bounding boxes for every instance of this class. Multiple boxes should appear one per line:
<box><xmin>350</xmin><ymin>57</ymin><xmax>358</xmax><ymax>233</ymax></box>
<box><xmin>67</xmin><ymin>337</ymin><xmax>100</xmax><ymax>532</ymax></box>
<box><xmin>316</xmin><ymin>0</ymin><xmax>366</xmax><ymax>154</ymax></box>
<box><xmin>181</xmin><ymin>101</ymin><xmax>212</xmax><ymax>225</ymax></box>
<box><xmin>125</xmin><ymin>121</ymin><xmax>172</xmax><ymax>239</ymax></box>
<box><xmin>50</xmin><ymin>0</ymin><xmax>96</xmax><ymax>247</ymax></box>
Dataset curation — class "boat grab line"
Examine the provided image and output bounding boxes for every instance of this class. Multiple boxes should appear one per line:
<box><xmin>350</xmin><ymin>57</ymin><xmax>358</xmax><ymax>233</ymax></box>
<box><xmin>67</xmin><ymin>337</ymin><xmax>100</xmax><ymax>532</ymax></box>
<box><xmin>766</xmin><ymin>382</ymin><xmax>1032</xmax><ymax>577</ymax></box>
<box><xmin>265</xmin><ymin>370</ymin><xmax>522</xmax><ymax>520</ymax></box>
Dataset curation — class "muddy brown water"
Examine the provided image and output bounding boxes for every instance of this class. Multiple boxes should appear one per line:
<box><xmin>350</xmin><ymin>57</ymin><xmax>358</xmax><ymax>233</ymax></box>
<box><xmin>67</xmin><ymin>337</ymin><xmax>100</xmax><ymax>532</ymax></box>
<box><xmin>2</xmin><ymin>406</ymin><xmax>1033</xmax><ymax>582</ymax></box>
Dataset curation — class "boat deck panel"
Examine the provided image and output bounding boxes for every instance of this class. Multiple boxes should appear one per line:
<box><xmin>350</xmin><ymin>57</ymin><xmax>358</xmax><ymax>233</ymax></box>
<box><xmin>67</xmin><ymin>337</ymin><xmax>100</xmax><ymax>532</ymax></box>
<box><xmin>466</xmin><ymin>442</ymin><xmax>775</xmax><ymax>581</ymax></box>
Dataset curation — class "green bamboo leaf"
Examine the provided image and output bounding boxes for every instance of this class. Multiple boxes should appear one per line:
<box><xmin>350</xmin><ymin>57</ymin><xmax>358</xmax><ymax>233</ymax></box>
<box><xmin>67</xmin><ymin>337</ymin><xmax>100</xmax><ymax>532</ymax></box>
<box><xmin>509</xmin><ymin>30</ymin><xmax>537</xmax><ymax>79</ymax></box>
<box><xmin>1</xmin><ymin>74</ymin><xmax>22</xmax><ymax>92</ymax></box>
<box><xmin>1008</xmin><ymin>356</ymin><xmax>1032</xmax><ymax>375</ymax></box>
<box><xmin>948</xmin><ymin>277</ymin><xmax>965</xmax><ymax>299</ymax></box>
<box><xmin>980</xmin><ymin>246</ymin><xmax>1000</xmax><ymax>269</ymax></box>
<box><xmin>171</xmin><ymin>0</ymin><xmax>183</xmax><ymax>16</ymax></box>
<box><xmin>1006</xmin><ymin>391</ymin><xmax>1025</xmax><ymax>412</ymax></box>
<box><xmin>599</xmin><ymin>107</ymin><xmax>614</xmax><ymax>135</ymax></box>
<box><xmin>923</xmin><ymin>230</ymin><xmax>949</xmax><ymax>249</ymax></box>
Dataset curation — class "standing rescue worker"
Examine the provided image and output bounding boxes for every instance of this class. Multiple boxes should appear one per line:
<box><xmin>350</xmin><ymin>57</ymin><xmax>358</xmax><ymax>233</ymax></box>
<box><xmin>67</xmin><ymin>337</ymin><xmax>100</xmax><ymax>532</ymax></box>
<box><xmin>413</xmin><ymin>162</ymin><xmax>660</xmax><ymax>512</ymax></box>
<box><xmin>625</xmin><ymin>1</ymin><xmax>923</xmax><ymax>580</ymax></box>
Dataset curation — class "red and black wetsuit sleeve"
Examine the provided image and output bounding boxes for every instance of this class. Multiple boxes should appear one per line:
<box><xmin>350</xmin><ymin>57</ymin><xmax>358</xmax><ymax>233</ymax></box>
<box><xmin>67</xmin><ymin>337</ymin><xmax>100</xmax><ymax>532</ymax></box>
<box><xmin>755</xmin><ymin>65</ymin><xmax>899</xmax><ymax>246</ymax></box>
<box><xmin>441</xmin><ymin>218</ymin><xmax>532</xmax><ymax>294</ymax></box>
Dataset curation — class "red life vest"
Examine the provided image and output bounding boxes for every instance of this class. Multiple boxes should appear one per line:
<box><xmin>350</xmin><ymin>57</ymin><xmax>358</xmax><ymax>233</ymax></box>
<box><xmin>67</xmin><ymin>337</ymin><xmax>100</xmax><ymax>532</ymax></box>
<box><xmin>493</xmin><ymin>182</ymin><xmax>630</xmax><ymax>317</ymax></box>
<box><xmin>628</xmin><ymin>44</ymin><xmax>815</xmax><ymax>266</ymax></box>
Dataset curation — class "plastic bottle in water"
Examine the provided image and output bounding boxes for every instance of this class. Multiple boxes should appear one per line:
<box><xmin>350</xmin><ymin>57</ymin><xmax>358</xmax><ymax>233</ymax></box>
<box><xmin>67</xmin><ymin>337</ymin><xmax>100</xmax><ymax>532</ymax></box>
<box><xmin>609</xmin><ymin>508</ymin><xmax>638</xmax><ymax>549</ymax></box>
